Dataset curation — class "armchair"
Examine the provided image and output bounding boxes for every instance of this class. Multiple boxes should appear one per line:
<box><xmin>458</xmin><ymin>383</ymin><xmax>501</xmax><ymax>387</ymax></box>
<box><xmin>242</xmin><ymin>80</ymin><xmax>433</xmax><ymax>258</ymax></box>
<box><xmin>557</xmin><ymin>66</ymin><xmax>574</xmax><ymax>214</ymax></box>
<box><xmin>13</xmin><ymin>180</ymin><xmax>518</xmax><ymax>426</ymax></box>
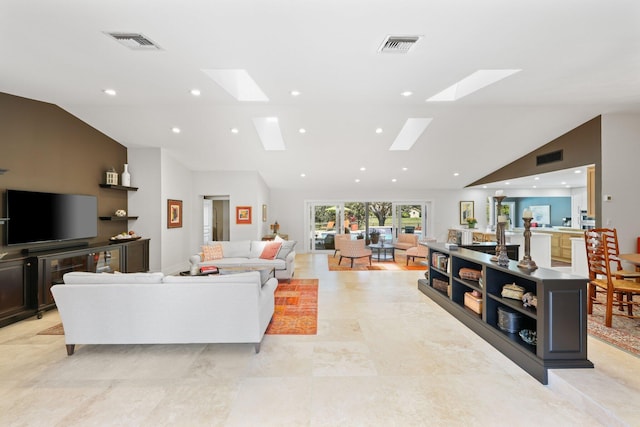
<box><xmin>339</xmin><ymin>240</ymin><xmax>372</xmax><ymax>268</ymax></box>
<box><xmin>393</xmin><ymin>233</ymin><xmax>419</xmax><ymax>252</ymax></box>
<box><xmin>334</xmin><ymin>234</ymin><xmax>351</xmax><ymax>257</ymax></box>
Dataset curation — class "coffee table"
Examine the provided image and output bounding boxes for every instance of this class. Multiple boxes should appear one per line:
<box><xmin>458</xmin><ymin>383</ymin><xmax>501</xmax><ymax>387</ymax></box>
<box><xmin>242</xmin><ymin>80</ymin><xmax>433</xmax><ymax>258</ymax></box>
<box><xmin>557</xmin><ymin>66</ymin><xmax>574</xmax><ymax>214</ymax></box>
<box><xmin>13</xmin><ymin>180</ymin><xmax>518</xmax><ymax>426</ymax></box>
<box><xmin>368</xmin><ymin>243</ymin><xmax>395</xmax><ymax>262</ymax></box>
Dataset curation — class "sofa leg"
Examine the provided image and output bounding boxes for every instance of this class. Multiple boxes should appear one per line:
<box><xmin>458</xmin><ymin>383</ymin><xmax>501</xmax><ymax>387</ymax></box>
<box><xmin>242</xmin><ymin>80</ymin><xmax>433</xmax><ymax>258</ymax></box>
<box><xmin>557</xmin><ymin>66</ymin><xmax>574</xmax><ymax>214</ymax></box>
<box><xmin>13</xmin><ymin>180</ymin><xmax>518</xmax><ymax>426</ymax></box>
<box><xmin>66</xmin><ymin>344</ymin><xmax>75</xmax><ymax>356</ymax></box>
<box><xmin>254</xmin><ymin>343</ymin><xmax>261</xmax><ymax>353</ymax></box>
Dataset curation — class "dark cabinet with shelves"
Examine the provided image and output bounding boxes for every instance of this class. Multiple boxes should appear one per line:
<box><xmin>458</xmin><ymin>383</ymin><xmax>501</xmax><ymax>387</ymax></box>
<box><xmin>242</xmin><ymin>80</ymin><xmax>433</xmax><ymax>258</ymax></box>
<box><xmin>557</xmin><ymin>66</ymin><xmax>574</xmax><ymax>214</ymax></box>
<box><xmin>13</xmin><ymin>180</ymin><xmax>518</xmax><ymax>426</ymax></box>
<box><xmin>0</xmin><ymin>239</ymin><xmax>150</xmax><ymax>326</ymax></box>
<box><xmin>418</xmin><ymin>242</ymin><xmax>592</xmax><ymax>384</ymax></box>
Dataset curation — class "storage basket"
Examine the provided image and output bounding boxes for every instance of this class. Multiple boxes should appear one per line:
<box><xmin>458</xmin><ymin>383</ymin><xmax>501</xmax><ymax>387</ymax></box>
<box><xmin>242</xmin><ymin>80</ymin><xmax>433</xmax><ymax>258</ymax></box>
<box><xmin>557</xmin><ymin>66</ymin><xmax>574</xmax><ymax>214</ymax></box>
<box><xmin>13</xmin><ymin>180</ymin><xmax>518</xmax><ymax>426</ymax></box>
<box><xmin>433</xmin><ymin>278</ymin><xmax>449</xmax><ymax>293</ymax></box>
<box><xmin>459</xmin><ymin>268</ymin><xmax>481</xmax><ymax>281</ymax></box>
<box><xmin>497</xmin><ymin>306</ymin><xmax>523</xmax><ymax>333</ymax></box>
<box><xmin>464</xmin><ymin>291</ymin><xmax>482</xmax><ymax>314</ymax></box>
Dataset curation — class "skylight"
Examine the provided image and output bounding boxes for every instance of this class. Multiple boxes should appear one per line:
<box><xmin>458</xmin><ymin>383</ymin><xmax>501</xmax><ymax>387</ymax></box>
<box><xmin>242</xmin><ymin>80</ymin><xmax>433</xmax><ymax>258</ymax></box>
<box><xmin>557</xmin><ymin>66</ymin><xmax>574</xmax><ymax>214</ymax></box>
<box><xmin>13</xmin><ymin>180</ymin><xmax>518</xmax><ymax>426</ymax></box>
<box><xmin>201</xmin><ymin>69</ymin><xmax>269</xmax><ymax>102</ymax></box>
<box><xmin>253</xmin><ymin>117</ymin><xmax>285</xmax><ymax>151</ymax></box>
<box><xmin>389</xmin><ymin>118</ymin><xmax>432</xmax><ymax>151</ymax></box>
<box><xmin>426</xmin><ymin>69</ymin><xmax>521</xmax><ymax>102</ymax></box>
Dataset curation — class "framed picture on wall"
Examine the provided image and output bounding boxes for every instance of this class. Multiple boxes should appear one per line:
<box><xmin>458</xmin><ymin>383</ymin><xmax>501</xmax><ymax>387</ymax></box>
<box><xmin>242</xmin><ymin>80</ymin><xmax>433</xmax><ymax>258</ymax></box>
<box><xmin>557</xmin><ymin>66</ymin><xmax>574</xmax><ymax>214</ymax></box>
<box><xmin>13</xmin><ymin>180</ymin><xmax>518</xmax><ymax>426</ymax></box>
<box><xmin>236</xmin><ymin>206</ymin><xmax>252</xmax><ymax>224</ymax></box>
<box><xmin>460</xmin><ymin>201</ymin><xmax>474</xmax><ymax>225</ymax></box>
<box><xmin>167</xmin><ymin>199</ymin><xmax>183</xmax><ymax>228</ymax></box>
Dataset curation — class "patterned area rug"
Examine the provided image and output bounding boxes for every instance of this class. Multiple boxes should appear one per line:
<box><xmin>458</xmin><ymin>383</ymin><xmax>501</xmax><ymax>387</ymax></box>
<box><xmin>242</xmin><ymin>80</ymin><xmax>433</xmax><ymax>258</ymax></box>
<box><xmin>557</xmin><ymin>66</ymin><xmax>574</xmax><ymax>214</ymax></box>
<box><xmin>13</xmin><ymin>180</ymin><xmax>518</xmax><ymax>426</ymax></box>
<box><xmin>265</xmin><ymin>278</ymin><xmax>318</xmax><ymax>335</ymax></box>
<box><xmin>327</xmin><ymin>252</ymin><xmax>426</xmax><ymax>271</ymax></box>
<box><xmin>588</xmin><ymin>294</ymin><xmax>640</xmax><ymax>357</ymax></box>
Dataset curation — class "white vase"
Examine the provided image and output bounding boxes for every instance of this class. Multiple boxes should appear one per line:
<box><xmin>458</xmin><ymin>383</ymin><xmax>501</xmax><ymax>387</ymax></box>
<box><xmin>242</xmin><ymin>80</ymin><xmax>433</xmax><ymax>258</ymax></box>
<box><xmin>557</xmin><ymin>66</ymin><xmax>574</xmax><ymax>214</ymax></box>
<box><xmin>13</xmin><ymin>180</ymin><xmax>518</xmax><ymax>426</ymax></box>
<box><xmin>121</xmin><ymin>164</ymin><xmax>131</xmax><ymax>187</ymax></box>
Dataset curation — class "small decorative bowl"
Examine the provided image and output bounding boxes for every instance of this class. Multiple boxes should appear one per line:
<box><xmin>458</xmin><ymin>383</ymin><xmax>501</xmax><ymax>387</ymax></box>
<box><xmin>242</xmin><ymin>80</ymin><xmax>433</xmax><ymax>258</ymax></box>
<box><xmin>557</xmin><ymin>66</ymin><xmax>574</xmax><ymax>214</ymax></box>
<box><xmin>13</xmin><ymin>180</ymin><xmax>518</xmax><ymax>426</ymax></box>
<box><xmin>115</xmin><ymin>209</ymin><xmax>127</xmax><ymax>217</ymax></box>
<box><xmin>519</xmin><ymin>329</ymin><xmax>537</xmax><ymax>345</ymax></box>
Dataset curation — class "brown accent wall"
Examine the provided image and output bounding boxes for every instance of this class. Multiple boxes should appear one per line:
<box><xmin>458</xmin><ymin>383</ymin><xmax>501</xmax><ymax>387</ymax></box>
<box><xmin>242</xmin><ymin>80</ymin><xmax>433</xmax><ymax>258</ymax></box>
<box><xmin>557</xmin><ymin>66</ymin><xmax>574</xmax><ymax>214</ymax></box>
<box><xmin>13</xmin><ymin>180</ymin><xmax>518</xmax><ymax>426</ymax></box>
<box><xmin>0</xmin><ymin>92</ymin><xmax>129</xmax><ymax>254</ymax></box>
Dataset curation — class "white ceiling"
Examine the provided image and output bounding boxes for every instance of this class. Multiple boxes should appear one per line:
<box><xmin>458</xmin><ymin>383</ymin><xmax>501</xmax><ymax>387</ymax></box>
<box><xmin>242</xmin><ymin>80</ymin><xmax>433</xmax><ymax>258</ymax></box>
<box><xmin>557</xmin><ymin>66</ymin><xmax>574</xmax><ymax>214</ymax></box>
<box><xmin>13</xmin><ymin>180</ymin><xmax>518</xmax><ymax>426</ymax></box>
<box><xmin>1</xmin><ymin>1</ymin><xmax>639</xmax><ymax>191</ymax></box>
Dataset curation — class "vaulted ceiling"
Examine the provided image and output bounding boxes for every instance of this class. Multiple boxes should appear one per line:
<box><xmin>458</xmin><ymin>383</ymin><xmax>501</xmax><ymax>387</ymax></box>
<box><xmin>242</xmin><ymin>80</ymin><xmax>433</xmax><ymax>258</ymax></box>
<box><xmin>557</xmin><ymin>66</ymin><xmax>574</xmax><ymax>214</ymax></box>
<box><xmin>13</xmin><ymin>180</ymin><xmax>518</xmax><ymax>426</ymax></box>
<box><xmin>1</xmin><ymin>1</ymin><xmax>639</xmax><ymax>191</ymax></box>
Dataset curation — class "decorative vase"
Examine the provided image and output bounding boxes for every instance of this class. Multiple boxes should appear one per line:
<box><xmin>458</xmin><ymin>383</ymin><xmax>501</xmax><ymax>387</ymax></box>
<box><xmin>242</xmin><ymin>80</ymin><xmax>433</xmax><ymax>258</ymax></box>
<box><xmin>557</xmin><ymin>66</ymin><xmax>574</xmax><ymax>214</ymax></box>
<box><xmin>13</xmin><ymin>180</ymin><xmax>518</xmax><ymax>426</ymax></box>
<box><xmin>121</xmin><ymin>164</ymin><xmax>131</xmax><ymax>187</ymax></box>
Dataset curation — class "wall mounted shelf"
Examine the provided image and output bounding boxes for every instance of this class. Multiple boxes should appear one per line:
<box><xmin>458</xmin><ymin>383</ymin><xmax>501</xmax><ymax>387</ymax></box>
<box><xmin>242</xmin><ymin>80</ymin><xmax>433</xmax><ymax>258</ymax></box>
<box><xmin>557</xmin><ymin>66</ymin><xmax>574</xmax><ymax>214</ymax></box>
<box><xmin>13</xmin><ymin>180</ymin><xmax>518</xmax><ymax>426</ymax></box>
<box><xmin>99</xmin><ymin>184</ymin><xmax>138</xmax><ymax>191</ymax></box>
<box><xmin>99</xmin><ymin>216</ymin><xmax>139</xmax><ymax>221</ymax></box>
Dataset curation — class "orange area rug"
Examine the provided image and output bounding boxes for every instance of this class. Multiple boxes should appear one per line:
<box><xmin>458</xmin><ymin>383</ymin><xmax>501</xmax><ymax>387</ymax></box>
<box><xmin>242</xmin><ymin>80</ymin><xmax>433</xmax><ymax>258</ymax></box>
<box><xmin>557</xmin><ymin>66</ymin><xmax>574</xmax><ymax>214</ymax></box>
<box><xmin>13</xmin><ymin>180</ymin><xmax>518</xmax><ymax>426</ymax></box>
<box><xmin>327</xmin><ymin>252</ymin><xmax>426</xmax><ymax>271</ymax></box>
<box><xmin>265</xmin><ymin>278</ymin><xmax>318</xmax><ymax>335</ymax></box>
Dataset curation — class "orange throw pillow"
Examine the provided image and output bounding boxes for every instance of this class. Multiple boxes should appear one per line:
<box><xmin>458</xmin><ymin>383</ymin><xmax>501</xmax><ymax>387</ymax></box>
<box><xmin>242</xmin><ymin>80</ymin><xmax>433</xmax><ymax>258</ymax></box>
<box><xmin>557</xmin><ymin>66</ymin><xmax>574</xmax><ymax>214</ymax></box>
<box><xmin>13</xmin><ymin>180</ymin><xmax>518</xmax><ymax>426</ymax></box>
<box><xmin>202</xmin><ymin>244</ymin><xmax>223</xmax><ymax>261</ymax></box>
<box><xmin>260</xmin><ymin>242</ymin><xmax>282</xmax><ymax>260</ymax></box>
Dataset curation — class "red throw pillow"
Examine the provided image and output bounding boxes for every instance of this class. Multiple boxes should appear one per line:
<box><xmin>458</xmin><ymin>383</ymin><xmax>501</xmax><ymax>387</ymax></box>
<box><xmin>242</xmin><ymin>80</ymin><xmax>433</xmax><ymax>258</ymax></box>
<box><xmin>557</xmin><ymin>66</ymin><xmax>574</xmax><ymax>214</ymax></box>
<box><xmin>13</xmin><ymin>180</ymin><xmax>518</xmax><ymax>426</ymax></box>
<box><xmin>260</xmin><ymin>242</ymin><xmax>282</xmax><ymax>260</ymax></box>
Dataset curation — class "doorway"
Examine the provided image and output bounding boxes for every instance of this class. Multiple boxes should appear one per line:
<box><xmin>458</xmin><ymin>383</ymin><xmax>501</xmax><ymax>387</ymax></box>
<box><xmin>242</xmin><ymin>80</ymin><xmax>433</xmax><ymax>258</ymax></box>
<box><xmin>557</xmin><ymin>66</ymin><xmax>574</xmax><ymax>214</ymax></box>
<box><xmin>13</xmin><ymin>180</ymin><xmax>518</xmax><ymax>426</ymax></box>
<box><xmin>203</xmin><ymin>196</ymin><xmax>230</xmax><ymax>244</ymax></box>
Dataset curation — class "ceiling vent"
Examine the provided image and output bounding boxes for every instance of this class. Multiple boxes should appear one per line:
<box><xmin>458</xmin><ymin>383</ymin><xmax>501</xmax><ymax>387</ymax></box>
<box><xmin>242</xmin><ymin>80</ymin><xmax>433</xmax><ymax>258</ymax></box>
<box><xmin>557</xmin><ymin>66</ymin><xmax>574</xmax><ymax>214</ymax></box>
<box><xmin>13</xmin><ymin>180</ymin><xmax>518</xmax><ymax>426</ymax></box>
<box><xmin>536</xmin><ymin>149</ymin><xmax>564</xmax><ymax>166</ymax></box>
<box><xmin>105</xmin><ymin>32</ymin><xmax>161</xmax><ymax>50</ymax></box>
<box><xmin>378</xmin><ymin>35</ymin><xmax>421</xmax><ymax>53</ymax></box>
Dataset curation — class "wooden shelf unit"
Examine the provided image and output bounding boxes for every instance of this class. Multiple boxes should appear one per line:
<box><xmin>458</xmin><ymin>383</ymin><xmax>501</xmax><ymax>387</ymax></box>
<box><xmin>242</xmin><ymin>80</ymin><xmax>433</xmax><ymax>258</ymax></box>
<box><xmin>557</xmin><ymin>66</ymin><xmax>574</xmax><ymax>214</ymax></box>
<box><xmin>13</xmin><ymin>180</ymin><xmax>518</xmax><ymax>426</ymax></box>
<box><xmin>99</xmin><ymin>183</ymin><xmax>138</xmax><ymax>191</ymax></box>
<box><xmin>418</xmin><ymin>242</ymin><xmax>592</xmax><ymax>384</ymax></box>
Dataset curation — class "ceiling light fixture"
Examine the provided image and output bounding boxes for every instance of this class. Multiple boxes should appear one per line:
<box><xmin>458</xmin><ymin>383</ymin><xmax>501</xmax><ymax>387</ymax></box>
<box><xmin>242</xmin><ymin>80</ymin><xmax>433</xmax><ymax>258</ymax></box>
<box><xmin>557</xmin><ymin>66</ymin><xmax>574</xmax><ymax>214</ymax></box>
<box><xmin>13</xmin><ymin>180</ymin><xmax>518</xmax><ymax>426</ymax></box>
<box><xmin>534</xmin><ymin>177</ymin><xmax>540</xmax><ymax>180</ymax></box>
<box><xmin>402</xmin><ymin>167</ymin><xmax>408</xmax><ymax>171</ymax></box>
<box><xmin>453</xmin><ymin>172</ymin><xmax>460</xmax><ymax>177</ymax></box>
<box><xmin>171</xmin><ymin>127</ymin><xmax>181</xmax><ymax>134</ymax></box>
<box><xmin>391</xmin><ymin>178</ymin><xmax>397</xmax><ymax>182</ymax></box>
<box><xmin>482</xmin><ymin>185</ymin><xmax>488</xmax><ymax>189</ymax></box>
<box><xmin>298</xmin><ymin>128</ymin><xmax>306</xmax><ymax>134</ymax></box>
<box><xmin>389</xmin><ymin>118</ymin><xmax>432</xmax><ymax>151</ymax></box>
<box><xmin>202</xmin><ymin>69</ymin><xmax>269</xmax><ymax>102</ymax></box>
<box><xmin>401</xmin><ymin>91</ymin><xmax>413</xmax><ymax>97</ymax></box>
<box><xmin>360</xmin><ymin>167</ymin><xmax>366</xmax><ymax>171</ymax></box>
<box><xmin>426</xmin><ymin>69</ymin><xmax>521</xmax><ymax>102</ymax></box>
<box><xmin>231</xmin><ymin>128</ymin><xmax>239</xmax><ymax>134</ymax></box>
<box><xmin>190</xmin><ymin>89</ymin><xmax>201</xmax><ymax>96</ymax></box>
<box><xmin>505</xmin><ymin>181</ymin><xmax>510</xmax><ymax>185</ymax></box>
<box><xmin>290</xmin><ymin>90</ymin><xmax>300</xmax><ymax>97</ymax></box>
<box><xmin>300</xmin><ymin>173</ymin><xmax>306</xmax><ymax>178</ymax></box>
<box><xmin>253</xmin><ymin>117</ymin><xmax>285</xmax><ymax>150</ymax></box>
<box><xmin>574</xmin><ymin>170</ymin><xmax>582</xmax><ymax>174</ymax></box>
<box><xmin>355</xmin><ymin>179</ymin><xmax>360</xmax><ymax>183</ymax></box>
<box><xmin>103</xmin><ymin>89</ymin><xmax>116</xmax><ymax>96</ymax></box>
<box><xmin>375</xmin><ymin>128</ymin><xmax>383</xmax><ymax>134</ymax></box>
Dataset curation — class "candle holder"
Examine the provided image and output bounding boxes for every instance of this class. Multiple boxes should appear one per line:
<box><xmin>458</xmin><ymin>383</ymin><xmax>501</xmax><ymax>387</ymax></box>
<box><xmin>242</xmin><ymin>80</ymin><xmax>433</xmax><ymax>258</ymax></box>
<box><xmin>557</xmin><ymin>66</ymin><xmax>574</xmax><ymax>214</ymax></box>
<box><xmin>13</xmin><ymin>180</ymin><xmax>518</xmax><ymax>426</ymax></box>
<box><xmin>491</xmin><ymin>195</ymin><xmax>506</xmax><ymax>262</ymax></box>
<box><xmin>517</xmin><ymin>217</ymin><xmax>538</xmax><ymax>271</ymax></box>
<box><xmin>496</xmin><ymin>220</ymin><xmax>510</xmax><ymax>267</ymax></box>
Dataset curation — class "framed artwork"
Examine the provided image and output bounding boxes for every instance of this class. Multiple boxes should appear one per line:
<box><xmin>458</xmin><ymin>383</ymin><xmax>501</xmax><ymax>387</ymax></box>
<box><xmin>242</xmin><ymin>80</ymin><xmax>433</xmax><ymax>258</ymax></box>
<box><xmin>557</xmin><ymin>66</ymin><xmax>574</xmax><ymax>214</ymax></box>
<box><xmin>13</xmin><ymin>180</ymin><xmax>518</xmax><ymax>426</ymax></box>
<box><xmin>262</xmin><ymin>204</ymin><xmax>267</xmax><ymax>222</ymax></box>
<box><xmin>460</xmin><ymin>201</ymin><xmax>474</xmax><ymax>225</ymax></box>
<box><xmin>167</xmin><ymin>199</ymin><xmax>183</xmax><ymax>228</ymax></box>
<box><xmin>236</xmin><ymin>206</ymin><xmax>252</xmax><ymax>224</ymax></box>
<box><xmin>530</xmin><ymin>205</ymin><xmax>551</xmax><ymax>225</ymax></box>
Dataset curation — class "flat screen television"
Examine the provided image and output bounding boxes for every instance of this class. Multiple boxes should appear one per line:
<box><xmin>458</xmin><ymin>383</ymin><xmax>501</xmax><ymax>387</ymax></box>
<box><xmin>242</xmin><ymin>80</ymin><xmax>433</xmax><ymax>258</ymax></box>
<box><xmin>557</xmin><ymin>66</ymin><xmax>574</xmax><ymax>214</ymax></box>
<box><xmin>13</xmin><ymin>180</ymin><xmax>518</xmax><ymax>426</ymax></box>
<box><xmin>5</xmin><ymin>189</ymin><xmax>98</xmax><ymax>246</ymax></box>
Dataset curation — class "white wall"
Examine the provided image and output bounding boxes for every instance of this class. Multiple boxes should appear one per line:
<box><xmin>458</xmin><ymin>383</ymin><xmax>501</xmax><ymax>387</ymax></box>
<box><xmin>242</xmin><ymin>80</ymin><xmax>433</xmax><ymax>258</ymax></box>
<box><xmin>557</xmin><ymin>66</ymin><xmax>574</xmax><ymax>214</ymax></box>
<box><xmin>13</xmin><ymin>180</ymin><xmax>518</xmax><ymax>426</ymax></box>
<box><xmin>601</xmin><ymin>114</ymin><xmax>640</xmax><ymax>253</ymax></box>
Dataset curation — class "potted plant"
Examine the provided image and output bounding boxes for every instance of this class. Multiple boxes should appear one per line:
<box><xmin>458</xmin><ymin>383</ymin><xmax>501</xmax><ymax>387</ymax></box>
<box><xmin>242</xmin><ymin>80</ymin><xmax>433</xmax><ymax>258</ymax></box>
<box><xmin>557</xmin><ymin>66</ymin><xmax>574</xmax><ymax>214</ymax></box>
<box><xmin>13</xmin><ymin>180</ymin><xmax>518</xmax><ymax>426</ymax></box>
<box><xmin>466</xmin><ymin>217</ymin><xmax>477</xmax><ymax>229</ymax></box>
<box><xmin>369</xmin><ymin>229</ymin><xmax>380</xmax><ymax>244</ymax></box>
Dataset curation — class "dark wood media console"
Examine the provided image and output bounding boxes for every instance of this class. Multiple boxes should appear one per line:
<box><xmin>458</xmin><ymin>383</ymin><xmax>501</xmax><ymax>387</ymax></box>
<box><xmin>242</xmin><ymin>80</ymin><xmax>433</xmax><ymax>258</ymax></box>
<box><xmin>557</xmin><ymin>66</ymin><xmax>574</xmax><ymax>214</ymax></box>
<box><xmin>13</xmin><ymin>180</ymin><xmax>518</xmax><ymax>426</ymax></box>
<box><xmin>0</xmin><ymin>239</ymin><xmax>149</xmax><ymax>327</ymax></box>
<box><xmin>418</xmin><ymin>242</ymin><xmax>592</xmax><ymax>384</ymax></box>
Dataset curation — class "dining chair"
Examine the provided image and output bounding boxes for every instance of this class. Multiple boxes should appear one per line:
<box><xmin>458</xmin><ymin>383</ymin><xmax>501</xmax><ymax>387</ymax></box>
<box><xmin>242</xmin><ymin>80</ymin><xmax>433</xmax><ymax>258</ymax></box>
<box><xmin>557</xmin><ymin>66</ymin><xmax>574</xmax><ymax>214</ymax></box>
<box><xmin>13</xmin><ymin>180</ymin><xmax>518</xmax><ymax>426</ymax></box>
<box><xmin>338</xmin><ymin>239</ymin><xmax>372</xmax><ymax>268</ymax></box>
<box><xmin>584</xmin><ymin>229</ymin><xmax>640</xmax><ymax>327</ymax></box>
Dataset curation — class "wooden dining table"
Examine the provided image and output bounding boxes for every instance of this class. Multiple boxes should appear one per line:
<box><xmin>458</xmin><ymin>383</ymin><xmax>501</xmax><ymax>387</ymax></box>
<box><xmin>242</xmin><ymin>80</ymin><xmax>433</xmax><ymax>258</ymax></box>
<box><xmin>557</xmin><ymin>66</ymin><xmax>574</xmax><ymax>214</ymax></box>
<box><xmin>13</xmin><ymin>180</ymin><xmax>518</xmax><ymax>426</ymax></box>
<box><xmin>619</xmin><ymin>253</ymin><xmax>640</xmax><ymax>270</ymax></box>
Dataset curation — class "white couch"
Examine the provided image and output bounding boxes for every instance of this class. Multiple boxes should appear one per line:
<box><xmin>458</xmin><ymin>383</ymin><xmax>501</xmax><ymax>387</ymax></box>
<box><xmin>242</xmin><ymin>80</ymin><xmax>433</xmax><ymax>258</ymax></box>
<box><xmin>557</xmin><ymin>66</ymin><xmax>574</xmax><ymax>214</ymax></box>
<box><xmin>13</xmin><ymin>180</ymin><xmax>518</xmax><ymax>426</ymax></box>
<box><xmin>51</xmin><ymin>271</ymin><xmax>277</xmax><ymax>355</ymax></box>
<box><xmin>188</xmin><ymin>239</ymin><xmax>296</xmax><ymax>281</ymax></box>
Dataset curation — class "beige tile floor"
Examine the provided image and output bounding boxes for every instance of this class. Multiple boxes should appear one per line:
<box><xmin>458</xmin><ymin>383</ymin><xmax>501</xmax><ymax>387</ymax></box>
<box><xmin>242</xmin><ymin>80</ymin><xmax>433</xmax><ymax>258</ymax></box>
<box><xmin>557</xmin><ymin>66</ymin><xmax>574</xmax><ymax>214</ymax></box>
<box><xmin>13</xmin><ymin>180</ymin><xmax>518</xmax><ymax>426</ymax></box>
<box><xmin>1</xmin><ymin>253</ymin><xmax>639</xmax><ymax>426</ymax></box>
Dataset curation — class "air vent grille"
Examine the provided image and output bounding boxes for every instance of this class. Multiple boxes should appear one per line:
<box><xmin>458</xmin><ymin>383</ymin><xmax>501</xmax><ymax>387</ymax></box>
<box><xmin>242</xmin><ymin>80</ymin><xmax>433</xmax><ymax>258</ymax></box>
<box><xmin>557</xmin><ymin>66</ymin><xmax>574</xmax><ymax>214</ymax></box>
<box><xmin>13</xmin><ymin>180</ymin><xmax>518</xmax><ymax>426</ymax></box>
<box><xmin>106</xmin><ymin>32</ymin><xmax>161</xmax><ymax>50</ymax></box>
<box><xmin>536</xmin><ymin>150</ymin><xmax>563</xmax><ymax>166</ymax></box>
<box><xmin>378</xmin><ymin>36</ymin><xmax>421</xmax><ymax>53</ymax></box>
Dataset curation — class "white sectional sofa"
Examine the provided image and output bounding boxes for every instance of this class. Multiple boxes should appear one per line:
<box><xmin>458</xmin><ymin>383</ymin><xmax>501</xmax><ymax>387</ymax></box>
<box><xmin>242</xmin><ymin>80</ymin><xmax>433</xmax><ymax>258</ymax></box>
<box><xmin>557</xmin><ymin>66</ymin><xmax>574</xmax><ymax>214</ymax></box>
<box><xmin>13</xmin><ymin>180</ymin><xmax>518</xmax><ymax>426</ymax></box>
<box><xmin>188</xmin><ymin>239</ymin><xmax>296</xmax><ymax>281</ymax></box>
<box><xmin>51</xmin><ymin>271</ymin><xmax>276</xmax><ymax>355</ymax></box>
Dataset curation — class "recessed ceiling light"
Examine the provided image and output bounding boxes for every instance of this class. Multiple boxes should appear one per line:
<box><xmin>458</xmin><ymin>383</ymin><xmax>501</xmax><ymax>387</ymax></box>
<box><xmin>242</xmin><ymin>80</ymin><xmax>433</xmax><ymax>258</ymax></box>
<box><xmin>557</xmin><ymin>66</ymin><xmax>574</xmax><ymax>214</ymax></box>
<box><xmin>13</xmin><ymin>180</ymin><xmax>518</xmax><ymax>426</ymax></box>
<box><xmin>534</xmin><ymin>177</ymin><xmax>540</xmax><ymax>181</ymax></box>
<box><xmin>360</xmin><ymin>167</ymin><xmax>366</xmax><ymax>171</ymax></box>
<box><xmin>426</xmin><ymin>69</ymin><xmax>521</xmax><ymax>102</ymax></box>
<box><xmin>401</xmin><ymin>91</ymin><xmax>413</xmax><ymax>97</ymax></box>
<box><xmin>402</xmin><ymin>167</ymin><xmax>408</xmax><ymax>171</ymax></box>
<box><xmin>290</xmin><ymin>90</ymin><xmax>301</xmax><ymax>97</ymax></box>
<box><xmin>375</xmin><ymin>128</ymin><xmax>383</xmax><ymax>134</ymax></box>
<box><xmin>171</xmin><ymin>127</ymin><xmax>181</xmax><ymax>134</ymax></box>
<box><xmin>201</xmin><ymin>69</ymin><xmax>269</xmax><ymax>102</ymax></box>
<box><xmin>253</xmin><ymin>117</ymin><xmax>285</xmax><ymax>150</ymax></box>
<box><xmin>389</xmin><ymin>118</ymin><xmax>432</xmax><ymax>151</ymax></box>
<box><xmin>103</xmin><ymin>89</ymin><xmax>116</xmax><ymax>96</ymax></box>
<box><xmin>574</xmin><ymin>170</ymin><xmax>582</xmax><ymax>174</ymax></box>
<box><xmin>300</xmin><ymin>173</ymin><xmax>306</xmax><ymax>178</ymax></box>
<box><xmin>391</xmin><ymin>178</ymin><xmax>397</xmax><ymax>182</ymax></box>
<box><xmin>355</xmin><ymin>179</ymin><xmax>360</xmax><ymax>183</ymax></box>
<box><xmin>566</xmin><ymin>185</ymin><xmax>571</xmax><ymax>188</ymax></box>
<box><xmin>533</xmin><ymin>185</ymin><xmax>537</xmax><ymax>188</ymax></box>
<box><xmin>190</xmin><ymin>89</ymin><xmax>201</xmax><ymax>96</ymax></box>
<box><xmin>482</xmin><ymin>185</ymin><xmax>487</xmax><ymax>189</ymax></box>
<box><xmin>561</xmin><ymin>181</ymin><xmax>567</xmax><ymax>185</ymax></box>
<box><xmin>231</xmin><ymin>128</ymin><xmax>239</xmax><ymax>134</ymax></box>
<box><xmin>298</xmin><ymin>128</ymin><xmax>306</xmax><ymax>134</ymax></box>
<box><xmin>505</xmin><ymin>182</ymin><xmax>510</xmax><ymax>185</ymax></box>
<box><xmin>453</xmin><ymin>172</ymin><xmax>460</xmax><ymax>177</ymax></box>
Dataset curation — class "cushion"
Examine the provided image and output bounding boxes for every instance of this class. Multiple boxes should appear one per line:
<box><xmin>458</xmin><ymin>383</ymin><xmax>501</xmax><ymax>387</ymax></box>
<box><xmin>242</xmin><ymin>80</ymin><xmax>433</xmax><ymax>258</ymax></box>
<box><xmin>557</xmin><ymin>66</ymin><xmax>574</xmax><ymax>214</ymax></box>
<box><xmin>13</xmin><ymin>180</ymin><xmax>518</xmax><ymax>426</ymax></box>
<box><xmin>260</xmin><ymin>242</ymin><xmax>282</xmax><ymax>260</ymax></box>
<box><xmin>63</xmin><ymin>271</ymin><xmax>164</xmax><ymax>284</ymax></box>
<box><xmin>249</xmin><ymin>240</ymin><xmax>269</xmax><ymax>258</ymax></box>
<box><xmin>202</xmin><ymin>244</ymin><xmax>223</xmax><ymax>261</ymax></box>
<box><xmin>276</xmin><ymin>240</ymin><xmax>297</xmax><ymax>260</ymax></box>
<box><xmin>220</xmin><ymin>240</ymin><xmax>251</xmax><ymax>258</ymax></box>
